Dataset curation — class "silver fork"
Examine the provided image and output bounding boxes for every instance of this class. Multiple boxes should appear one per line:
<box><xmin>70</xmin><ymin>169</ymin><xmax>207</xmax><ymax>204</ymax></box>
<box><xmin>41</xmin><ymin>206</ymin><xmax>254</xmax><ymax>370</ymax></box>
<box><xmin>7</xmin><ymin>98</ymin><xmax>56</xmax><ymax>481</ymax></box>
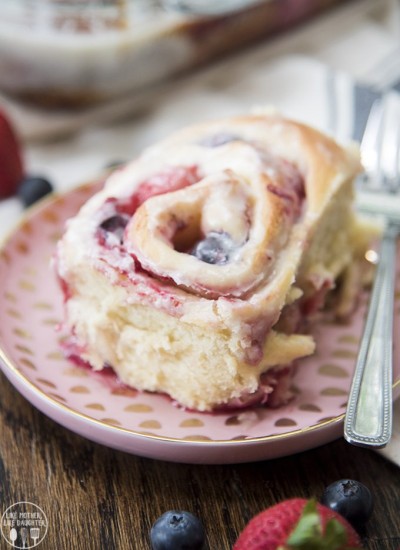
<box><xmin>344</xmin><ymin>95</ymin><xmax>400</xmax><ymax>448</ymax></box>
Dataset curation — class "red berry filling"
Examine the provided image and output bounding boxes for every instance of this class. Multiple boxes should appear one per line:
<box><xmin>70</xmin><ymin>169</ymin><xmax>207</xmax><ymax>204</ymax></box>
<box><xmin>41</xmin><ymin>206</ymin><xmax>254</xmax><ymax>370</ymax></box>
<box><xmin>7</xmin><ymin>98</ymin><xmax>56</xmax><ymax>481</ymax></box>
<box><xmin>95</xmin><ymin>164</ymin><xmax>201</xmax><ymax>248</ymax></box>
<box><xmin>115</xmin><ymin>164</ymin><xmax>200</xmax><ymax>217</ymax></box>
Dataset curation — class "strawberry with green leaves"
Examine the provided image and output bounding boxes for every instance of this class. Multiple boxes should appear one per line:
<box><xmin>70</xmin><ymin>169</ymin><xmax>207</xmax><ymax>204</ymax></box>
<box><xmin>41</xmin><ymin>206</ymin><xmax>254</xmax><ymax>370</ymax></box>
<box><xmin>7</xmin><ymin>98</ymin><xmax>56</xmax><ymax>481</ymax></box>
<box><xmin>233</xmin><ymin>498</ymin><xmax>361</xmax><ymax>550</ymax></box>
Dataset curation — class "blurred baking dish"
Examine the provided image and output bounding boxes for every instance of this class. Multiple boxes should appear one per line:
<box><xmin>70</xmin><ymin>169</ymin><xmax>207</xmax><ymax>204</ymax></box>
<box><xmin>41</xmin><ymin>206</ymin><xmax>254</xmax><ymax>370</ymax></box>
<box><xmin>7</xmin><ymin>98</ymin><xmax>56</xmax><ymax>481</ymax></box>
<box><xmin>0</xmin><ymin>0</ymin><xmax>354</xmax><ymax>108</ymax></box>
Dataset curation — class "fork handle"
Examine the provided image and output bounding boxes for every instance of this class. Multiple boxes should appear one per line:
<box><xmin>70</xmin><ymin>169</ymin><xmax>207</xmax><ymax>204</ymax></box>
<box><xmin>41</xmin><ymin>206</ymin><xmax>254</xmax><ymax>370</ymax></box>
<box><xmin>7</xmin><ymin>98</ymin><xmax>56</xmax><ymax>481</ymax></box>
<box><xmin>344</xmin><ymin>222</ymin><xmax>398</xmax><ymax>448</ymax></box>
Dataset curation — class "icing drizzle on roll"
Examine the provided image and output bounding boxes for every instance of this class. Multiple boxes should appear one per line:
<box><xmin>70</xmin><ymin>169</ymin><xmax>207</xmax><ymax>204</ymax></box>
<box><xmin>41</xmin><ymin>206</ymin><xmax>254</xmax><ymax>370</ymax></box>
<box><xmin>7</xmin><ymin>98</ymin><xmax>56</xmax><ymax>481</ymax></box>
<box><xmin>65</xmin><ymin>112</ymin><xmax>359</xmax><ymax>315</ymax></box>
<box><xmin>93</xmin><ymin>132</ymin><xmax>305</xmax><ymax>299</ymax></box>
<box><xmin>125</xmin><ymin>158</ymin><xmax>304</xmax><ymax>298</ymax></box>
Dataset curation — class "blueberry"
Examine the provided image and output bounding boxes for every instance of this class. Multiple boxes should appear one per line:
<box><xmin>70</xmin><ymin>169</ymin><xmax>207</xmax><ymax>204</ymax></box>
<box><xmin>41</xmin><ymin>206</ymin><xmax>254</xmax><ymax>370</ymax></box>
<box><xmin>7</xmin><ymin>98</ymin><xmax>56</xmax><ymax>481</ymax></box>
<box><xmin>18</xmin><ymin>176</ymin><xmax>53</xmax><ymax>207</ymax></box>
<box><xmin>104</xmin><ymin>159</ymin><xmax>126</xmax><ymax>171</ymax></box>
<box><xmin>99</xmin><ymin>214</ymin><xmax>129</xmax><ymax>243</ymax></box>
<box><xmin>321</xmin><ymin>479</ymin><xmax>374</xmax><ymax>527</ymax></box>
<box><xmin>199</xmin><ymin>133</ymin><xmax>240</xmax><ymax>148</ymax></box>
<box><xmin>150</xmin><ymin>510</ymin><xmax>205</xmax><ymax>550</ymax></box>
<box><xmin>191</xmin><ymin>231</ymin><xmax>234</xmax><ymax>265</ymax></box>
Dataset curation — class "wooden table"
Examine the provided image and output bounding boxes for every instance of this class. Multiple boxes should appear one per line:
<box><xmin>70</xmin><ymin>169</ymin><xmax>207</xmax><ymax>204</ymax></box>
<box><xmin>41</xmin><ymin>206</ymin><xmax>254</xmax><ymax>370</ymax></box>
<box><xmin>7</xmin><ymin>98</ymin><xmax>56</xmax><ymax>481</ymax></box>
<box><xmin>1</xmin><ymin>371</ymin><xmax>399</xmax><ymax>550</ymax></box>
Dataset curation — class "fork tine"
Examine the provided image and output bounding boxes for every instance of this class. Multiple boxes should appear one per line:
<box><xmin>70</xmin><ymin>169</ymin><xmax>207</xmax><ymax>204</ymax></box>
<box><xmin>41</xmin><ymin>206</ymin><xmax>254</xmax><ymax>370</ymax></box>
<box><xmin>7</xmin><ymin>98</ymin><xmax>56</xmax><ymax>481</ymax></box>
<box><xmin>360</xmin><ymin>99</ymin><xmax>385</xmax><ymax>189</ymax></box>
<box><xmin>394</xmin><ymin>122</ymin><xmax>400</xmax><ymax>191</ymax></box>
<box><xmin>360</xmin><ymin>95</ymin><xmax>400</xmax><ymax>194</ymax></box>
<box><xmin>385</xmin><ymin>98</ymin><xmax>400</xmax><ymax>192</ymax></box>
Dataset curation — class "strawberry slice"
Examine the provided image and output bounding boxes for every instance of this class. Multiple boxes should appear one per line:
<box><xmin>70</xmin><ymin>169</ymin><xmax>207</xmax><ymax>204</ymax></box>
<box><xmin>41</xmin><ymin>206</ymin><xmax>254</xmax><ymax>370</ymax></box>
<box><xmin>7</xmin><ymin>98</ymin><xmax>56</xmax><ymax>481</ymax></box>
<box><xmin>233</xmin><ymin>498</ymin><xmax>361</xmax><ymax>550</ymax></box>
<box><xmin>0</xmin><ymin>108</ymin><xmax>24</xmax><ymax>199</ymax></box>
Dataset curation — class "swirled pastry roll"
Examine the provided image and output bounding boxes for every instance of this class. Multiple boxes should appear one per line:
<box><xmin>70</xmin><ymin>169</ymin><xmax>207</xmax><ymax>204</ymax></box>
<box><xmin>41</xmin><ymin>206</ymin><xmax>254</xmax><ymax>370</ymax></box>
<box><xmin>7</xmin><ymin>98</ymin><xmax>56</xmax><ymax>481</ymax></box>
<box><xmin>56</xmin><ymin>113</ymin><xmax>364</xmax><ymax>411</ymax></box>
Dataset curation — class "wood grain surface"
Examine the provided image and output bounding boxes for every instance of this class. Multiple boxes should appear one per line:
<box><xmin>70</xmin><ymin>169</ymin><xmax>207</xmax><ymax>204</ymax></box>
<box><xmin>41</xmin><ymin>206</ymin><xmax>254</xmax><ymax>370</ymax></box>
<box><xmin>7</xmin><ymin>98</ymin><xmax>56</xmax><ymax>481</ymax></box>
<box><xmin>1</xmin><ymin>370</ymin><xmax>399</xmax><ymax>550</ymax></box>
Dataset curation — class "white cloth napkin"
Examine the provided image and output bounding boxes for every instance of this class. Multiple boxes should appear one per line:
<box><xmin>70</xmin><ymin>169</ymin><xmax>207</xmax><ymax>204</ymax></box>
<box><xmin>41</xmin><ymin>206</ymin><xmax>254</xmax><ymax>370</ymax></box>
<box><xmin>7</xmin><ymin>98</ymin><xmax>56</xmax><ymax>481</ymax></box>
<box><xmin>1</xmin><ymin>0</ymin><xmax>400</xmax><ymax>463</ymax></box>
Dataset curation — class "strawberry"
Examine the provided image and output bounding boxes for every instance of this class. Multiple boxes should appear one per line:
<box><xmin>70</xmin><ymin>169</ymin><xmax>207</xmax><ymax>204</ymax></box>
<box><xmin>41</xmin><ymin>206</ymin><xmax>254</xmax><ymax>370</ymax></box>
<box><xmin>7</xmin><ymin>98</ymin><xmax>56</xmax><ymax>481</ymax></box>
<box><xmin>233</xmin><ymin>498</ymin><xmax>361</xmax><ymax>550</ymax></box>
<box><xmin>0</xmin><ymin>107</ymin><xmax>24</xmax><ymax>199</ymax></box>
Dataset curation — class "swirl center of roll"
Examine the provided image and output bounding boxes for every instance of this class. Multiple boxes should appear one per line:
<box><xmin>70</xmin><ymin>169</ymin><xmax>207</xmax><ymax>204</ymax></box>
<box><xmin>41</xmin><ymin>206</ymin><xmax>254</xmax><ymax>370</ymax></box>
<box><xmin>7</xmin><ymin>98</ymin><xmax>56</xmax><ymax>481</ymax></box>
<box><xmin>124</xmin><ymin>159</ymin><xmax>304</xmax><ymax>298</ymax></box>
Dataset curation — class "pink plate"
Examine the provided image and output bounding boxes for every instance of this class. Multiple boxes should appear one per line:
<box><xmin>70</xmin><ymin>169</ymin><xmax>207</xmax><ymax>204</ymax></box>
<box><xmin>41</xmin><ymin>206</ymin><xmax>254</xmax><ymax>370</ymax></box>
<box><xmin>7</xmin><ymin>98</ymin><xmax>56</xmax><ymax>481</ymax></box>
<box><xmin>0</xmin><ymin>183</ymin><xmax>399</xmax><ymax>464</ymax></box>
